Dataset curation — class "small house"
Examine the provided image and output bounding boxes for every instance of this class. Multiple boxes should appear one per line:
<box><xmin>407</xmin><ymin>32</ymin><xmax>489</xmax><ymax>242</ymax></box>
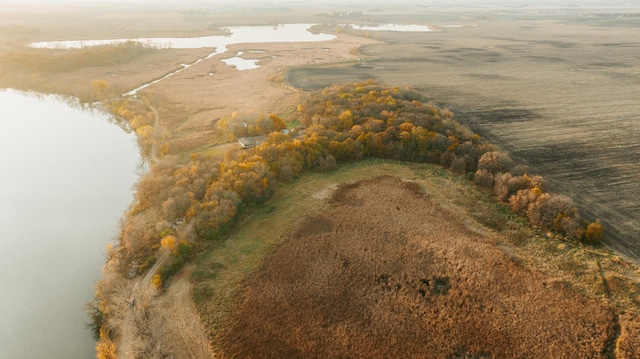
<box><xmin>238</xmin><ymin>136</ymin><xmax>266</xmax><ymax>149</ymax></box>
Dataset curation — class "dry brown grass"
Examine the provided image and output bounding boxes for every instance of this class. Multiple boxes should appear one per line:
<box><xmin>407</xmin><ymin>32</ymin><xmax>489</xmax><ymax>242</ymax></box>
<box><xmin>219</xmin><ymin>176</ymin><xmax>633</xmax><ymax>358</ymax></box>
<box><xmin>146</xmin><ymin>36</ymin><xmax>379</xmax><ymax>154</ymax></box>
<box><xmin>617</xmin><ymin>313</ymin><xmax>640</xmax><ymax>358</ymax></box>
<box><xmin>147</xmin><ymin>266</ymin><xmax>215</xmax><ymax>359</ymax></box>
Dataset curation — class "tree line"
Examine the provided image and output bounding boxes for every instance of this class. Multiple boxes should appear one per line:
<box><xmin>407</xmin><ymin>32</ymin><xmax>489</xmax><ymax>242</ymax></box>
<box><xmin>1</xmin><ymin>41</ymin><xmax>156</xmax><ymax>75</ymax></box>
<box><xmin>93</xmin><ymin>81</ymin><xmax>602</xmax><ymax>357</ymax></box>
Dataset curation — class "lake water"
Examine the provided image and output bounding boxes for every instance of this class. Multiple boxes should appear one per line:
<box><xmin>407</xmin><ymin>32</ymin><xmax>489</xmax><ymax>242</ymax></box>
<box><xmin>0</xmin><ymin>90</ymin><xmax>139</xmax><ymax>358</ymax></box>
<box><xmin>222</xmin><ymin>51</ymin><xmax>260</xmax><ymax>70</ymax></box>
<box><xmin>30</xmin><ymin>23</ymin><xmax>336</xmax><ymax>52</ymax></box>
<box><xmin>353</xmin><ymin>24</ymin><xmax>433</xmax><ymax>32</ymax></box>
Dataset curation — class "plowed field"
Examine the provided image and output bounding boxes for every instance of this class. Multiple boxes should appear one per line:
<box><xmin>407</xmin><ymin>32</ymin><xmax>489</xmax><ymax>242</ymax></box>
<box><xmin>288</xmin><ymin>10</ymin><xmax>640</xmax><ymax>263</ymax></box>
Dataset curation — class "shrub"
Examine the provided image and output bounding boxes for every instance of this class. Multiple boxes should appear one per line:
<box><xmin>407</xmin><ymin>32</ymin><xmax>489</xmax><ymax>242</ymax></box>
<box><xmin>152</xmin><ymin>273</ymin><xmax>163</xmax><ymax>289</ymax></box>
<box><xmin>554</xmin><ymin>210</ymin><xmax>584</xmax><ymax>240</ymax></box>
<box><xmin>474</xmin><ymin>169</ymin><xmax>495</xmax><ymax>188</ymax></box>
<box><xmin>525</xmin><ymin>175</ymin><xmax>547</xmax><ymax>192</ymax></box>
<box><xmin>316</xmin><ymin>153</ymin><xmax>338</xmax><ymax>172</ymax></box>
<box><xmin>477</xmin><ymin>151</ymin><xmax>514</xmax><ymax>175</ymax></box>
<box><xmin>450</xmin><ymin>155</ymin><xmax>469</xmax><ymax>174</ymax></box>
<box><xmin>584</xmin><ymin>220</ymin><xmax>604</xmax><ymax>245</ymax></box>
<box><xmin>494</xmin><ymin>172</ymin><xmax>528</xmax><ymax>202</ymax></box>
<box><xmin>528</xmin><ymin>194</ymin><xmax>575</xmax><ymax>230</ymax></box>
<box><xmin>509</xmin><ymin>189</ymin><xmax>539</xmax><ymax>216</ymax></box>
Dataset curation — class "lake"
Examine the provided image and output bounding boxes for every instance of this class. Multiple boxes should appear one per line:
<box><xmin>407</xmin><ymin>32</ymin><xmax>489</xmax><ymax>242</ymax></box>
<box><xmin>0</xmin><ymin>90</ymin><xmax>139</xmax><ymax>358</ymax></box>
<box><xmin>29</xmin><ymin>23</ymin><xmax>336</xmax><ymax>51</ymax></box>
<box><xmin>353</xmin><ymin>24</ymin><xmax>433</xmax><ymax>32</ymax></box>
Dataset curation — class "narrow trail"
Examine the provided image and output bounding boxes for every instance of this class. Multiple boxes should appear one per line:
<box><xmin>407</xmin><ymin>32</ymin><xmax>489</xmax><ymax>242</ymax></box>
<box><xmin>117</xmin><ymin>249</ymin><xmax>170</xmax><ymax>358</ymax></box>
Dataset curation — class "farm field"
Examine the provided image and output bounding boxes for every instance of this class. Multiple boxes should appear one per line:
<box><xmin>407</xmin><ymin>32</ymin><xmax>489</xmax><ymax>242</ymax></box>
<box><xmin>287</xmin><ymin>7</ymin><xmax>640</xmax><ymax>262</ymax></box>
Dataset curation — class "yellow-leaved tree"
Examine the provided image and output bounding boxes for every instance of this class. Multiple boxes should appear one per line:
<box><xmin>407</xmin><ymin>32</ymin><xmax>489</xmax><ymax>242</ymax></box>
<box><xmin>584</xmin><ymin>220</ymin><xmax>604</xmax><ymax>245</ymax></box>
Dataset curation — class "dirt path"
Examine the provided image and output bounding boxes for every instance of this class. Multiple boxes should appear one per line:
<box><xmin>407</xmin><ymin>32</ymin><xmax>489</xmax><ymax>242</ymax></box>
<box><xmin>117</xmin><ymin>250</ymin><xmax>169</xmax><ymax>358</ymax></box>
<box><xmin>148</xmin><ymin>269</ymin><xmax>215</xmax><ymax>358</ymax></box>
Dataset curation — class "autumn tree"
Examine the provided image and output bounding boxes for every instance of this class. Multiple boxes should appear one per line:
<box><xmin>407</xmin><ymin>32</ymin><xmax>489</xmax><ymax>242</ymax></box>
<box><xmin>477</xmin><ymin>151</ymin><xmax>514</xmax><ymax>175</ymax></box>
<box><xmin>269</xmin><ymin>114</ymin><xmax>287</xmax><ymax>131</ymax></box>
<box><xmin>257</xmin><ymin>132</ymin><xmax>305</xmax><ymax>182</ymax></box>
<box><xmin>584</xmin><ymin>220</ymin><xmax>604</xmax><ymax>244</ymax></box>
<box><xmin>95</xmin><ymin>328</ymin><xmax>117</xmax><ymax>359</ymax></box>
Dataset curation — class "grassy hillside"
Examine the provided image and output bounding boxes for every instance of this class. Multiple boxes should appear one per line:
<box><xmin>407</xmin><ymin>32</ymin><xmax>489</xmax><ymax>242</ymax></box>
<box><xmin>192</xmin><ymin>159</ymin><xmax>640</xmax><ymax>357</ymax></box>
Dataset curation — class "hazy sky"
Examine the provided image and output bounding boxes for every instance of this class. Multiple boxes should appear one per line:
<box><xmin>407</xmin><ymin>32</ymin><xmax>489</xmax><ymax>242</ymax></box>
<box><xmin>0</xmin><ymin>0</ymin><xmax>623</xmax><ymax>8</ymax></box>
<box><xmin>0</xmin><ymin>0</ymin><xmax>619</xmax><ymax>4</ymax></box>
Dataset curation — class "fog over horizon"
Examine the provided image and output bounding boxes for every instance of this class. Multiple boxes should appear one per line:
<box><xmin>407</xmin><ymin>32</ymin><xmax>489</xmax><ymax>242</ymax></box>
<box><xmin>0</xmin><ymin>0</ymin><xmax>629</xmax><ymax>6</ymax></box>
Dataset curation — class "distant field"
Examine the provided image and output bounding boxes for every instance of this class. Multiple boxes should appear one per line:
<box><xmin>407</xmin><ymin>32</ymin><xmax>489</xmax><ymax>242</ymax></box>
<box><xmin>288</xmin><ymin>9</ymin><xmax>640</xmax><ymax>262</ymax></box>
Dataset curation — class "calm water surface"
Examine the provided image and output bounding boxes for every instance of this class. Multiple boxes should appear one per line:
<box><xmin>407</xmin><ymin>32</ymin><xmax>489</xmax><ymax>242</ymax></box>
<box><xmin>30</xmin><ymin>23</ymin><xmax>336</xmax><ymax>50</ymax></box>
<box><xmin>354</xmin><ymin>24</ymin><xmax>433</xmax><ymax>32</ymax></box>
<box><xmin>0</xmin><ymin>90</ymin><xmax>139</xmax><ymax>358</ymax></box>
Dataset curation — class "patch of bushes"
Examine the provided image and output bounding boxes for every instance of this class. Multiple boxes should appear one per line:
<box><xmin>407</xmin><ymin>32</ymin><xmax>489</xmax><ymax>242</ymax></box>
<box><xmin>474</xmin><ymin>150</ymin><xmax>602</xmax><ymax>244</ymax></box>
<box><xmin>154</xmin><ymin>240</ymin><xmax>196</xmax><ymax>288</ymax></box>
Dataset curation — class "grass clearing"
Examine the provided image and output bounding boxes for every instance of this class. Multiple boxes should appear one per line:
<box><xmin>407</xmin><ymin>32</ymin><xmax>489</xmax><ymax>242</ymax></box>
<box><xmin>192</xmin><ymin>159</ymin><xmax>640</xmax><ymax>354</ymax></box>
<box><xmin>192</xmin><ymin>160</ymin><xmax>407</xmax><ymax>335</ymax></box>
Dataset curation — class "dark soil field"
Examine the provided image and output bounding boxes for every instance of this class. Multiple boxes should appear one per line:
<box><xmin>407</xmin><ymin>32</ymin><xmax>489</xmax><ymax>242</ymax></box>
<box><xmin>220</xmin><ymin>176</ymin><xmax>638</xmax><ymax>358</ymax></box>
<box><xmin>287</xmin><ymin>7</ymin><xmax>640</xmax><ymax>263</ymax></box>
